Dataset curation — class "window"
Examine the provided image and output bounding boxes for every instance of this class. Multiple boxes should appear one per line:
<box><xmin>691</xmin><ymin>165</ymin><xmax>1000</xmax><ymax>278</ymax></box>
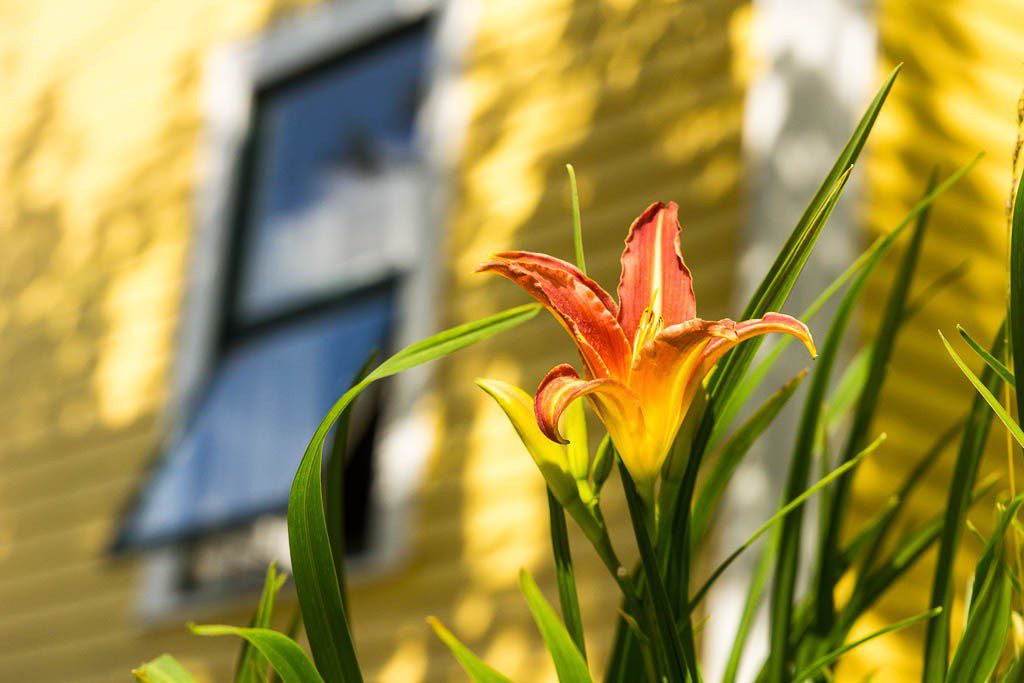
<box><xmin>117</xmin><ymin>3</ymin><xmax>444</xmax><ymax>606</ymax></box>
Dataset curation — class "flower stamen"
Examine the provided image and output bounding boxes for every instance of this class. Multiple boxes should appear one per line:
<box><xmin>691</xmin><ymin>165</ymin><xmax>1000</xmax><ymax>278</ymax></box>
<box><xmin>631</xmin><ymin>304</ymin><xmax>664</xmax><ymax>366</ymax></box>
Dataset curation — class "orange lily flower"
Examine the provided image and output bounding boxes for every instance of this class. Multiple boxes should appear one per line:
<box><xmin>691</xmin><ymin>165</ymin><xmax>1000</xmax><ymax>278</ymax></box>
<box><xmin>477</xmin><ymin>201</ymin><xmax>816</xmax><ymax>492</ymax></box>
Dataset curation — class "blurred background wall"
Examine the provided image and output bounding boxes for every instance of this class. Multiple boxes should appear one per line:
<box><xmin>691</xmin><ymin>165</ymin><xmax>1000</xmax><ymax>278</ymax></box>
<box><xmin>0</xmin><ymin>0</ymin><xmax>1019</xmax><ymax>681</ymax></box>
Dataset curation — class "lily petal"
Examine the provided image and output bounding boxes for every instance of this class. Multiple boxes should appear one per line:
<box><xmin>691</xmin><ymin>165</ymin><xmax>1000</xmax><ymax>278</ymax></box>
<box><xmin>617</xmin><ymin>202</ymin><xmax>696</xmax><ymax>341</ymax></box>
<box><xmin>477</xmin><ymin>252</ymin><xmax>631</xmax><ymax>379</ymax></box>
<box><xmin>701</xmin><ymin>313</ymin><xmax>817</xmax><ymax>369</ymax></box>
<box><xmin>534</xmin><ymin>363</ymin><xmax>644</xmax><ymax>441</ymax></box>
<box><xmin>630</xmin><ymin>319</ymin><xmax>732</xmax><ymax>458</ymax></box>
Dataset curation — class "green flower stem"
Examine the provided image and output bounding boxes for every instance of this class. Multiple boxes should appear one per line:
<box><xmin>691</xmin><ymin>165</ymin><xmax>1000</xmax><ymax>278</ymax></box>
<box><xmin>546</xmin><ymin>489</ymin><xmax>587</xmax><ymax>660</ymax></box>
<box><xmin>620</xmin><ymin>460</ymin><xmax>695</xmax><ymax>683</ymax></box>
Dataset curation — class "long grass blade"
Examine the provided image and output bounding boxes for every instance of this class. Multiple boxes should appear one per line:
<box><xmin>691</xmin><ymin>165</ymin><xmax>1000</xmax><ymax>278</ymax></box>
<box><xmin>958</xmin><ymin>325</ymin><xmax>1014</xmax><ymax>385</ymax></box>
<box><xmin>766</xmin><ymin>208</ymin><xmax>897</xmax><ymax>682</ymax></box>
<box><xmin>288</xmin><ymin>304</ymin><xmax>540</xmax><ymax>683</ymax></box>
<box><xmin>654</xmin><ymin>67</ymin><xmax>909</xmax><ymax>674</ymax></box>
<box><xmin>692</xmin><ymin>370</ymin><xmax>807</xmax><ymax>546</ymax></box>
<box><xmin>942</xmin><ymin>331</ymin><xmax>1023</xmax><ymax>447</ymax></box>
<box><xmin>428</xmin><ymin>618</ymin><xmax>514</xmax><ymax>683</ymax></box>
<box><xmin>813</xmin><ymin>170</ymin><xmax>937</xmax><ymax>635</ymax></box>
<box><xmin>740</xmin><ymin>65</ymin><xmax>902</xmax><ymax>323</ymax></box>
<box><xmin>1009</xmin><ymin>170</ymin><xmax>1024</xmax><ymax>422</ymax></box>
<box><xmin>519</xmin><ymin>569</ymin><xmax>593</xmax><ymax>683</ymax></box>
<box><xmin>234</xmin><ymin>564</ymin><xmax>287</xmax><ymax>683</ymax></box>
<box><xmin>711</xmin><ymin>156</ymin><xmax>978</xmax><ymax>447</ymax></box>
<box><xmin>722</xmin><ymin>528</ymin><xmax>779</xmax><ymax>683</ymax></box>
<box><xmin>689</xmin><ymin>434</ymin><xmax>884</xmax><ymax>614</ymax></box>
<box><xmin>324</xmin><ymin>353</ymin><xmax>377</xmax><ymax>618</ymax></box>
<box><xmin>923</xmin><ymin>322</ymin><xmax>1005</xmax><ymax>682</ymax></box>
<box><xmin>792</xmin><ymin>608</ymin><xmax>941</xmax><ymax>682</ymax></box>
<box><xmin>668</xmin><ymin>164</ymin><xmax>852</xmax><ymax>653</ymax></box>
<box><xmin>946</xmin><ymin>559</ymin><xmax>1012</xmax><ymax>683</ymax></box>
<box><xmin>968</xmin><ymin>494</ymin><xmax>1024</xmax><ymax>617</ymax></box>
<box><xmin>547</xmin><ymin>491</ymin><xmax>587</xmax><ymax>659</ymax></box>
<box><xmin>190</xmin><ymin>625</ymin><xmax>323</xmax><ymax>683</ymax></box>
<box><xmin>619</xmin><ymin>460</ymin><xmax>693</xmax><ymax>683</ymax></box>
<box><xmin>544</xmin><ymin>189</ymin><xmax>589</xmax><ymax>659</ymax></box>
<box><xmin>566</xmin><ymin>164</ymin><xmax>586</xmax><ymax>275</ymax></box>
<box><xmin>823</xmin><ymin>347</ymin><xmax>872</xmax><ymax>429</ymax></box>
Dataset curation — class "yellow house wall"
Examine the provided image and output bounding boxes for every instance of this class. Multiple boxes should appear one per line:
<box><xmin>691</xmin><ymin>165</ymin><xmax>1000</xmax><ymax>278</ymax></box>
<box><xmin>0</xmin><ymin>0</ymin><xmax>748</xmax><ymax>681</ymax></box>
<box><xmin>846</xmin><ymin>0</ymin><xmax>1024</xmax><ymax>679</ymax></box>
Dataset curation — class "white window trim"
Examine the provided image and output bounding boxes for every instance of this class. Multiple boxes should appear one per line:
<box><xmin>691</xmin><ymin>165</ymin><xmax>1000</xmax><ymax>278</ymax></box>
<box><xmin>139</xmin><ymin>0</ymin><xmax>478</xmax><ymax>620</ymax></box>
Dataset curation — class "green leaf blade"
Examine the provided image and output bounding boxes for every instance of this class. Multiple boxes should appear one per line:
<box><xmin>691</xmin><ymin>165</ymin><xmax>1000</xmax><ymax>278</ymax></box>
<box><xmin>132</xmin><ymin>655</ymin><xmax>198</xmax><ymax>683</ymax></box>
<box><xmin>235</xmin><ymin>563</ymin><xmax>288</xmax><ymax>683</ymax></box>
<box><xmin>792</xmin><ymin>607</ymin><xmax>942</xmax><ymax>682</ymax></box>
<box><xmin>288</xmin><ymin>304</ymin><xmax>539</xmax><ymax>683</ymax></box>
<box><xmin>923</xmin><ymin>323</ymin><xmax>1006</xmax><ymax>682</ymax></box>
<box><xmin>941</xmin><ymin>331</ymin><xmax>1023</xmax><ymax>447</ymax></box>
<box><xmin>191</xmin><ymin>625</ymin><xmax>324</xmax><ymax>683</ymax></box>
<box><xmin>693</xmin><ymin>370</ymin><xmax>807</xmax><ymax>546</ymax></box>
<box><xmin>519</xmin><ymin>569</ymin><xmax>593</xmax><ymax>683</ymax></box>
<box><xmin>546</xmin><ymin>491</ymin><xmax>587</xmax><ymax>660</ymax></box>
<box><xmin>959</xmin><ymin>325</ymin><xmax>1015</xmax><ymax>385</ymax></box>
<box><xmin>1009</xmin><ymin>170</ymin><xmax>1024</xmax><ymax>424</ymax></box>
<box><xmin>428</xmin><ymin>618</ymin><xmax>515</xmax><ymax>683</ymax></box>
<box><xmin>814</xmin><ymin>169</ymin><xmax>937</xmax><ymax>635</ymax></box>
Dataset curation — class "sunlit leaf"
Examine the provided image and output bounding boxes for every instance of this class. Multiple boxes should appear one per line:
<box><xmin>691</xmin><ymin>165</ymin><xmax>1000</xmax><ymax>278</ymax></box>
<box><xmin>519</xmin><ymin>569</ymin><xmax>593</xmax><ymax>683</ymax></box>
<box><xmin>689</xmin><ymin>433</ymin><xmax>885</xmax><ymax>614</ymax></box>
<box><xmin>923</xmin><ymin>323</ymin><xmax>1005</xmax><ymax>682</ymax></box>
<box><xmin>132</xmin><ymin>655</ymin><xmax>198</xmax><ymax>683</ymax></box>
<box><xmin>288</xmin><ymin>304</ymin><xmax>540</xmax><ymax>683</ymax></box>
<box><xmin>190</xmin><ymin>625</ymin><xmax>323</xmax><ymax>683</ymax></box>
<box><xmin>692</xmin><ymin>370</ymin><xmax>807</xmax><ymax>546</ymax></box>
<box><xmin>1009</xmin><ymin>170</ymin><xmax>1024</xmax><ymax>424</ymax></box>
<box><xmin>792</xmin><ymin>608</ymin><xmax>941</xmax><ymax>682</ymax></box>
<box><xmin>546</xmin><ymin>491</ymin><xmax>586</xmax><ymax>659</ymax></box>
<box><xmin>941</xmin><ymin>331</ymin><xmax>1023</xmax><ymax>447</ymax></box>
<box><xmin>947</xmin><ymin>562</ymin><xmax>1012</xmax><ymax>682</ymax></box>
<box><xmin>428</xmin><ymin>617</ymin><xmax>514</xmax><ymax>683</ymax></box>
<box><xmin>815</xmin><ymin>170</ymin><xmax>936</xmax><ymax>632</ymax></box>
<box><xmin>958</xmin><ymin>325</ymin><xmax>1014</xmax><ymax>385</ymax></box>
<box><xmin>235</xmin><ymin>563</ymin><xmax>287</xmax><ymax>683</ymax></box>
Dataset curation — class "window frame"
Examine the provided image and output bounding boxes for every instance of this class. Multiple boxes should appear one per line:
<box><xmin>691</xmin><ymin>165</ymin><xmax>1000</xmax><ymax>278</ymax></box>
<box><xmin>138</xmin><ymin>0</ymin><xmax>473</xmax><ymax>620</ymax></box>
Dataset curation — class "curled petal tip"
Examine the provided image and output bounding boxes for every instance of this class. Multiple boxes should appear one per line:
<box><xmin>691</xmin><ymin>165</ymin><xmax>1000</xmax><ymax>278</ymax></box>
<box><xmin>539</xmin><ymin>416</ymin><xmax>570</xmax><ymax>445</ymax></box>
<box><xmin>473</xmin><ymin>256</ymin><xmax>502</xmax><ymax>273</ymax></box>
<box><xmin>804</xmin><ymin>337</ymin><xmax>818</xmax><ymax>359</ymax></box>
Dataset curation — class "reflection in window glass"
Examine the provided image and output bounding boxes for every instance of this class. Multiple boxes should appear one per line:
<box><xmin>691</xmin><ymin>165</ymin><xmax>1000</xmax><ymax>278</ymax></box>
<box><xmin>118</xmin><ymin>20</ymin><xmax>432</xmax><ymax>565</ymax></box>
<box><xmin>238</xmin><ymin>26</ymin><xmax>429</xmax><ymax>322</ymax></box>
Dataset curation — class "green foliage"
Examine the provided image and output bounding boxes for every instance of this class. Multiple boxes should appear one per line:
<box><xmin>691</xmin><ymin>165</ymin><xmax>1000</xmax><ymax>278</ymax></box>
<box><xmin>945</xmin><ymin>498</ymin><xmax>1022</xmax><ymax>682</ymax></box>
<box><xmin>234</xmin><ymin>564</ymin><xmax>288</xmax><ymax>683</ymax></box>
<box><xmin>428</xmin><ymin>619</ymin><xmax>515</xmax><ymax>682</ymax></box>
<box><xmin>190</xmin><ymin>625</ymin><xmax>323</xmax><ymax>683</ymax></box>
<box><xmin>519</xmin><ymin>569</ymin><xmax>594</xmax><ymax>683</ymax></box>
<box><xmin>132</xmin><ymin>655</ymin><xmax>198</xmax><ymax>683</ymax></box>
<box><xmin>1009</xmin><ymin>170</ymin><xmax>1024</xmax><ymax>420</ymax></box>
<box><xmin>692</xmin><ymin>370</ymin><xmax>807</xmax><ymax>546</ymax></box>
<box><xmin>924</xmin><ymin>323</ymin><xmax>1007</xmax><ymax>681</ymax></box>
<box><xmin>793</xmin><ymin>608</ymin><xmax>942</xmax><ymax>683</ymax></box>
<box><xmin>288</xmin><ymin>303</ymin><xmax>540</xmax><ymax>683</ymax></box>
<box><xmin>132</xmin><ymin>68</ymin><xmax>1024</xmax><ymax>683</ymax></box>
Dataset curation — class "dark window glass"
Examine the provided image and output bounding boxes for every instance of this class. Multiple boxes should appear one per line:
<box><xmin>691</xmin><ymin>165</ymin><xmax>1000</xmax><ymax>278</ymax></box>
<box><xmin>236</xmin><ymin>26</ymin><xmax>429</xmax><ymax>324</ymax></box>
<box><xmin>117</xmin><ymin>21</ymin><xmax>430</xmax><ymax>559</ymax></box>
